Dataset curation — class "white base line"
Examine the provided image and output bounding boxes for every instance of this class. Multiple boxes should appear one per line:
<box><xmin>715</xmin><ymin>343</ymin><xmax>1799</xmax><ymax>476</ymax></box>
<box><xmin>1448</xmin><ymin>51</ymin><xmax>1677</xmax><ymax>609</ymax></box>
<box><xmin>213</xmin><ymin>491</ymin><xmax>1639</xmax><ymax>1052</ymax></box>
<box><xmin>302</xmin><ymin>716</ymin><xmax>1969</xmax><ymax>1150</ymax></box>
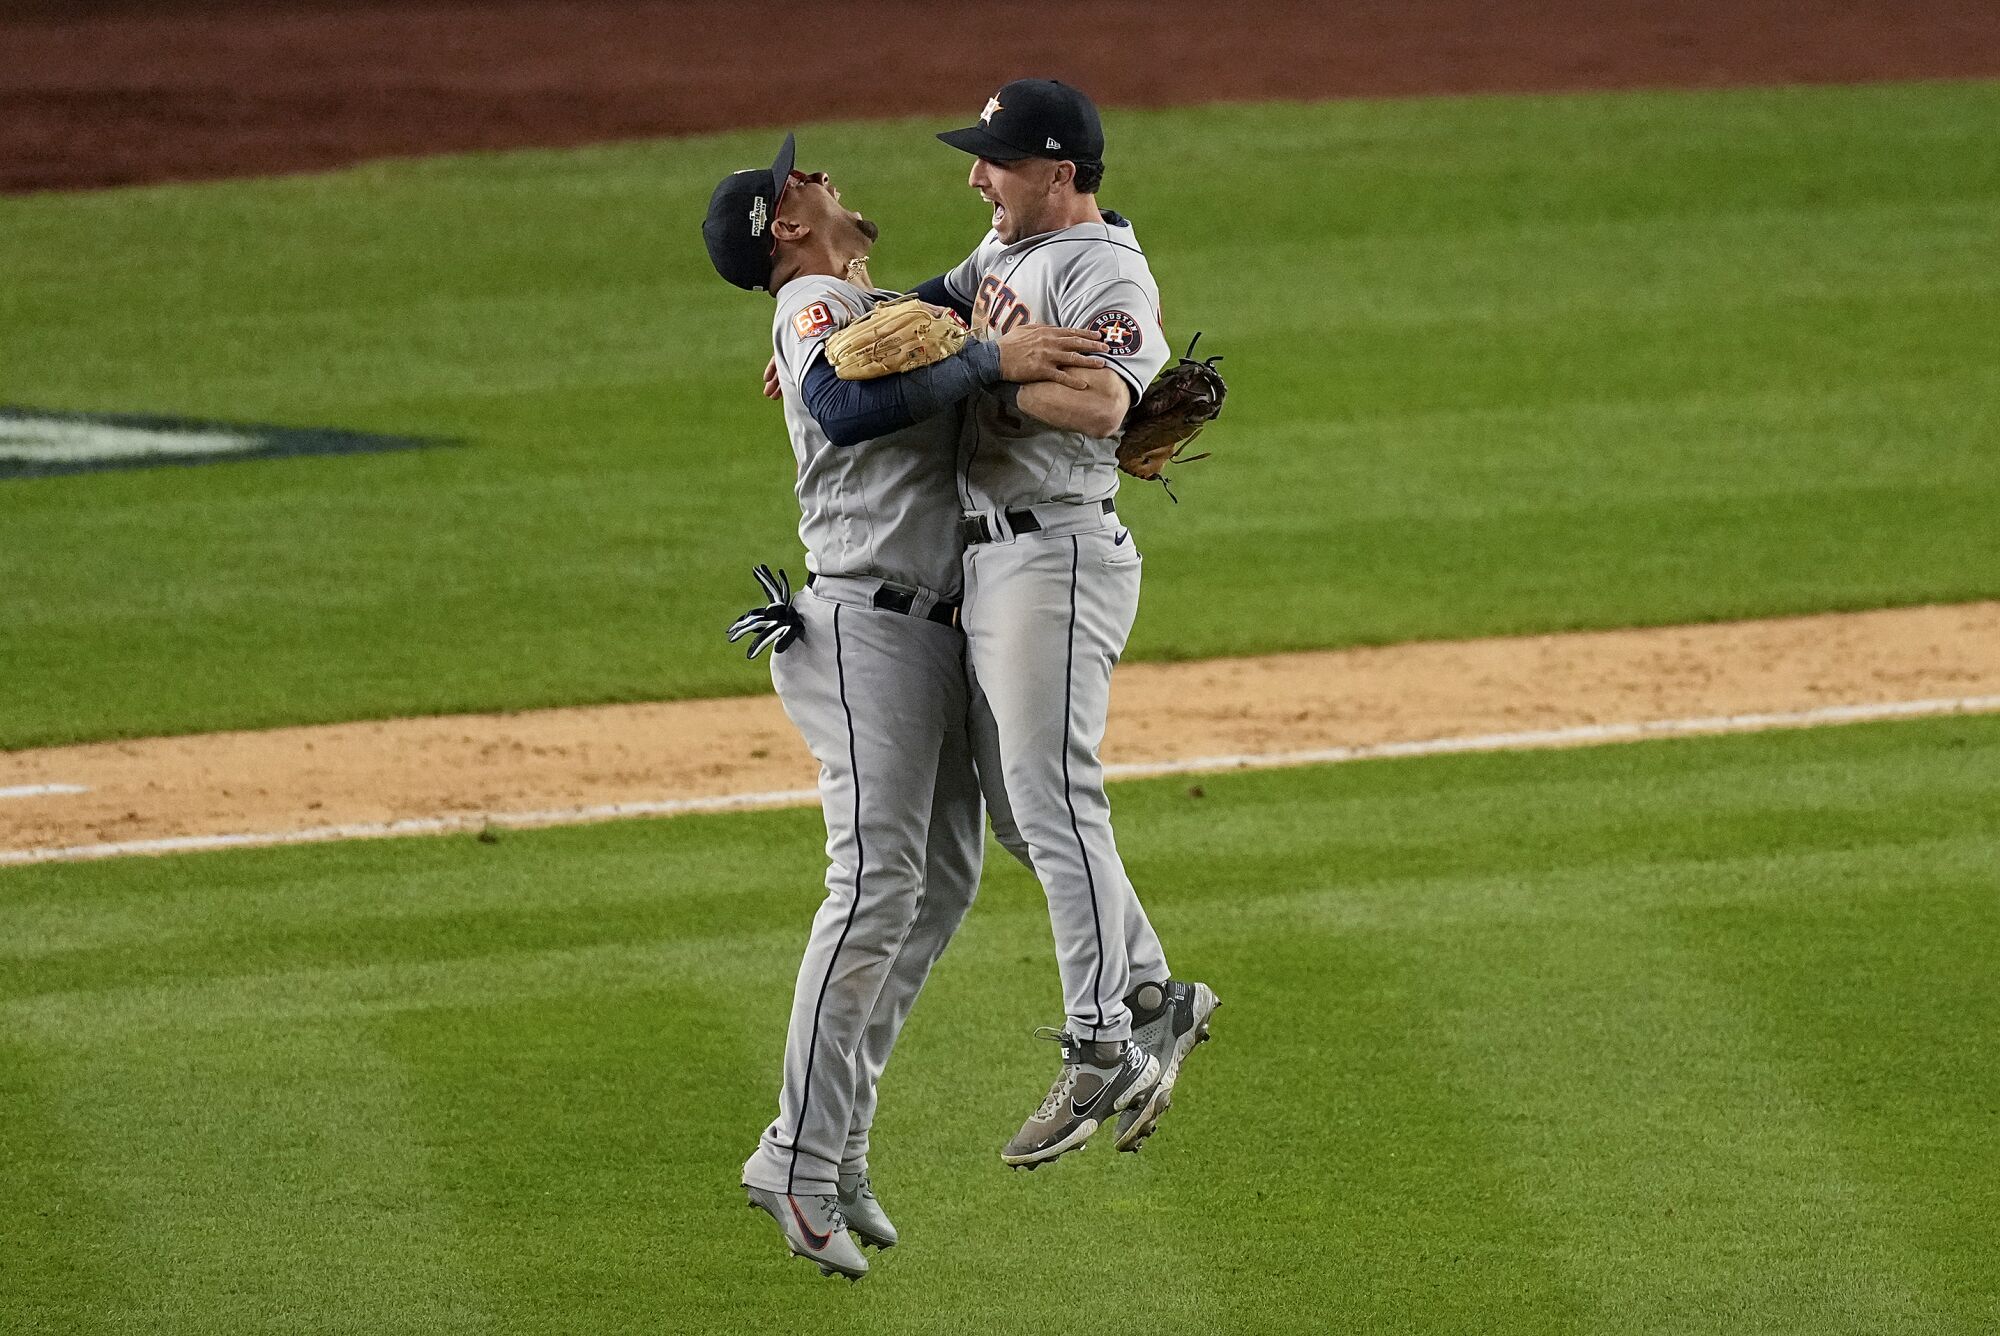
<box><xmin>0</xmin><ymin>787</ymin><xmax>825</xmax><ymax>868</ymax></box>
<box><xmin>3</xmin><ymin>694</ymin><xmax>1996</xmax><ymax>868</ymax></box>
<box><xmin>0</xmin><ymin>783</ymin><xmax>90</xmax><ymax>800</ymax></box>
<box><xmin>1102</xmin><ymin>694</ymin><xmax>2000</xmax><ymax>780</ymax></box>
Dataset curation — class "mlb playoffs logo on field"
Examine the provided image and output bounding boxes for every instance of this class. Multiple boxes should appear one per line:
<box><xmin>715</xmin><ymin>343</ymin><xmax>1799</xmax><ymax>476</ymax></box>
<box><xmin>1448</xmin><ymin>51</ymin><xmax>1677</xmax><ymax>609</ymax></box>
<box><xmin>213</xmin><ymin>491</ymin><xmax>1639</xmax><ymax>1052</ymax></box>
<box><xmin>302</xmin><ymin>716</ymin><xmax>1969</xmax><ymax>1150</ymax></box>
<box><xmin>0</xmin><ymin>406</ymin><xmax>443</xmax><ymax>479</ymax></box>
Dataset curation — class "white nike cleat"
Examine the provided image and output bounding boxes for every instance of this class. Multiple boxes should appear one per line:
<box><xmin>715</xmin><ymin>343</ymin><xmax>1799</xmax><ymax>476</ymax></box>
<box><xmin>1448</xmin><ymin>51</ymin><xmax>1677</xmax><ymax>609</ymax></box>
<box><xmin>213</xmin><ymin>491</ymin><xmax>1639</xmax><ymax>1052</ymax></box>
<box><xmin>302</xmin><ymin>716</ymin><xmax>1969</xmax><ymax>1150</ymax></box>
<box><xmin>744</xmin><ymin>1185</ymin><xmax>870</xmax><ymax>1280</ymax></box>
<box><xmin>1001</xmin><ymin>1028</ymin><xmax>1161</xmax><ymax>1169</ymax></box>
<box><xmin>837</xmin><ymin>1173</ymin><xmax>897</xmax><ymax>1250</ymax></box>
<box><xmin>1115</xmin><ymin>980</ymin><xmax>1220</xmax><ymax>1152</ymax></box>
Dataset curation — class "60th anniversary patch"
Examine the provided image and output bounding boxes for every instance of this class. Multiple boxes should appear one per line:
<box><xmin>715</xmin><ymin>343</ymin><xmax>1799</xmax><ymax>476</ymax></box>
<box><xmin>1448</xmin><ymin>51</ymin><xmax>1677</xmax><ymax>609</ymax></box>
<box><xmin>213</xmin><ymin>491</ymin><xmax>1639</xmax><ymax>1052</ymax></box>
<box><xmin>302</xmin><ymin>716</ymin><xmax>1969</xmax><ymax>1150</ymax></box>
<box><xmin>0</xmin><ymin>406</ymin><xmax>445</xmax><ymax>480</ymax></box>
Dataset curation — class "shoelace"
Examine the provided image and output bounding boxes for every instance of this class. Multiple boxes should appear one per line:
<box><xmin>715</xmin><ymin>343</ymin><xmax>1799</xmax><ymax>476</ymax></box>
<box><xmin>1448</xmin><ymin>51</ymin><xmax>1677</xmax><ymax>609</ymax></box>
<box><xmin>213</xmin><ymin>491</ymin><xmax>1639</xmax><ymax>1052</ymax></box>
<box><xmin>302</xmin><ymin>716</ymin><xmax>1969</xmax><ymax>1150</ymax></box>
<box><xmin>1030</xmin><ymin>1026</ymin><xmax>1080</xmax><ymax>1120</ymax></box>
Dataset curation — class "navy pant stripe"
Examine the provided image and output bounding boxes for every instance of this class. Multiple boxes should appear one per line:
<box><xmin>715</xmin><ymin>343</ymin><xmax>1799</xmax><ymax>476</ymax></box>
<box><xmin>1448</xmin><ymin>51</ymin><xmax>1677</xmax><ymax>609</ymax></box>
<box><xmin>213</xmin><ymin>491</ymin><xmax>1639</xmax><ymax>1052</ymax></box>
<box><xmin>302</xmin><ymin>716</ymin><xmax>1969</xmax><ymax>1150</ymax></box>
<box><xmin>1059</xmin><ymin>535</ymin><xmax>1108</xmax><ymax>1035</ymax></box>
<box><xmin>788</xmin><ymin>602</ymin><xmax>866</xmax><ymax>1192</ymax></box>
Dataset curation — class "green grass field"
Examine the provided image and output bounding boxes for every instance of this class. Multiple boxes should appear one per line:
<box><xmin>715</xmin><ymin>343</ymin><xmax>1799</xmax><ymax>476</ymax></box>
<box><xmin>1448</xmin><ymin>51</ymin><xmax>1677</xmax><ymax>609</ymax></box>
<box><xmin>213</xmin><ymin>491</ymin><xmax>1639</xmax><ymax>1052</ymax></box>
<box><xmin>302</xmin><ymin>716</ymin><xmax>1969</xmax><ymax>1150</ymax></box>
<box><xmin>4</xmin><ymin>81</ymin><xmax>1999</xmax><ymax>746</ymax></box>
<box><xmin>6</xmin><ymin>79</ymin><xmax>1999</xmax><ymax>1332</ymax></box>
<box><xmin>4</xmin><ymin>717</ymin><xmax>1996</xmax><ymax>1333</ymax></box>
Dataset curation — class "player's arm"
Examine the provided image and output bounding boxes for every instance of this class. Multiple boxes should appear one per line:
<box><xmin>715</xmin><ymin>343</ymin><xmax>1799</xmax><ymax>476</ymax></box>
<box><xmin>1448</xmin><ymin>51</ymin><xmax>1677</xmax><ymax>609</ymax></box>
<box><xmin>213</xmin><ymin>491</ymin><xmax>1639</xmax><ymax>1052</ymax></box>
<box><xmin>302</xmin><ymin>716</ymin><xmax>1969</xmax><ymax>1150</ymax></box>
<box><xmin>1014</xmin><ymin>368</ymin><xmax>1131</xmax><ymax>440</ymax></box>
<box><xmin>1016</xmin><ymin>276</ymin><xmax>1168</xmax><ymax>439</ymax></box>
<box><xmin>800</xmin><ymin>344</ymin><xmax>998</xmax><ymax>447</ymax></box>
<box><xmin>801</xmin><ymin>324</ymin><xmax>1107</xmax><ymax>449</ymax></box>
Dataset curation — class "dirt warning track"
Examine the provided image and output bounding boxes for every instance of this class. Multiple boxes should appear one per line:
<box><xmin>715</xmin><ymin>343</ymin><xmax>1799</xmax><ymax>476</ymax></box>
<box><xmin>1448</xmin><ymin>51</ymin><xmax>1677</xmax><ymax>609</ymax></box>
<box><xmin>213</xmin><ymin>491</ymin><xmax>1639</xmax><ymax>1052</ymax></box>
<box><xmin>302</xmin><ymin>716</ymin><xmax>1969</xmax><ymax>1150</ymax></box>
<box><xmin>7</xmin><ymin>0</ymin><xmax>2000</xmax><ymax>192</ymax></box>
<box><xmin>4</xmin><ymin>603</ymin><xmax>1996</xmax><ymax>865</ymax></box>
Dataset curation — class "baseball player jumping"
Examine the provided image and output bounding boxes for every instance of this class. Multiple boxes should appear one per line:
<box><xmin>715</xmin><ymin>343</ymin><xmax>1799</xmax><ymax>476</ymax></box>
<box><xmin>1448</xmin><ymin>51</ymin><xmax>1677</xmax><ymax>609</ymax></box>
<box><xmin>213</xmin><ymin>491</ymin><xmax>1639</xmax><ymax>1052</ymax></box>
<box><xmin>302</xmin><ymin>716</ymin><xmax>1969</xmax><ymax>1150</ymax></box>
<box><xmin>702</xmin><ymin>135</ymin><xmax>1110</xmax><ymax>1279</ymax></box>
<box><xmin>909</xmin><ymin>80</ymin><xmax>1221</xmax><ymax>1169</ymax></box>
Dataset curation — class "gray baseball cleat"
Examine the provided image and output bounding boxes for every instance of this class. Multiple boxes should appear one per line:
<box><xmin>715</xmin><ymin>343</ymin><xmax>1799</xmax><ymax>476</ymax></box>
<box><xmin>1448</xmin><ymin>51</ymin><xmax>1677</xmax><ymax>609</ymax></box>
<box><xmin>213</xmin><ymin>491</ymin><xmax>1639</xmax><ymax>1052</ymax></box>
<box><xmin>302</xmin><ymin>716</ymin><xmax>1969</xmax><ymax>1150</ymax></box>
<box><xmin>744</xmin><ymin>1185</ymin><xmax>870</xmax><ymax>1280</ymax></box>
<box><xmin>1114</xmin><ymin>980</ymin><xmax>1221</xmax><ymax>1153</ymax></box>
<box><xmin>1001</xmin><ymin>1027</ymin><xmax>1161</xmax><ymax>1169</ymax></box>
<box><xmin>837</xmin><ymin>1172</ymin><xmax>897</xmax><ymax>1250</ymax></box>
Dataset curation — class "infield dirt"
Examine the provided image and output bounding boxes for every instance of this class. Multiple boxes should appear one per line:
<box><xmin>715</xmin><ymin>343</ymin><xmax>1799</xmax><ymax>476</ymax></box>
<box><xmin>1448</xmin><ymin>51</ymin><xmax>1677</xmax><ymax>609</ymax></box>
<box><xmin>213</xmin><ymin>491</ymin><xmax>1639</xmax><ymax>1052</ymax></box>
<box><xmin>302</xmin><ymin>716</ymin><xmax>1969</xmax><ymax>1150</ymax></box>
<box><xmin>5</xmin><ymin>604</ymin><xmax>1997</xmax><ymax>861</ymax></box>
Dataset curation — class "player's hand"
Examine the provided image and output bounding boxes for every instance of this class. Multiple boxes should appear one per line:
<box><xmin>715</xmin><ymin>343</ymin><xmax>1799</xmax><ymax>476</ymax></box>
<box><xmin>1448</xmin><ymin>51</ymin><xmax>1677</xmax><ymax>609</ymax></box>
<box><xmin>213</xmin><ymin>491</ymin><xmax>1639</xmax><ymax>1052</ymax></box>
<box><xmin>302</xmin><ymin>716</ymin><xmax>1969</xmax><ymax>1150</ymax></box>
<box><xmin>762</xmin><ymin>356</ymin><xmax>781</xmax><ymax>401</ymax></box>
<box><xmin>997</xmin><ymin>324</ymin><xmax>1107</xmax><ymax>391</ymax></box>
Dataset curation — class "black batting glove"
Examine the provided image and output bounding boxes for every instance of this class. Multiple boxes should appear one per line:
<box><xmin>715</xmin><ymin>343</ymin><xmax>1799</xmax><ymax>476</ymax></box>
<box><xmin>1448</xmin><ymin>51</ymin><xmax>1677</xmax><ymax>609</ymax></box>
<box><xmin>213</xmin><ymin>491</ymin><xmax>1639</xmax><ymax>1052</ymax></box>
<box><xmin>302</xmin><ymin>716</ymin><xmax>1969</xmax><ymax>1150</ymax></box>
<box><xmin>725</xmin><ymin>563</ymin><xmax>804</xmax><ymax>659</ymax></box>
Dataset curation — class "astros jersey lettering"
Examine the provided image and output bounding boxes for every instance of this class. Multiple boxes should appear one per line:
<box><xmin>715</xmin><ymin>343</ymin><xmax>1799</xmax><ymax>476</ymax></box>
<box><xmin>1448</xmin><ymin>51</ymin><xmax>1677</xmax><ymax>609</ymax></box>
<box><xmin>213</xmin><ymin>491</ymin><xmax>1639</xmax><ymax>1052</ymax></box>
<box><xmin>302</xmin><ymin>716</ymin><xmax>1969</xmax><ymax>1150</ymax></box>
<box><xmin>771</xmin><ymin>274</ymin><xmax>966</xmax><ymax>597</ymax></box>
<box><xmin>939</xmin><ymin>214</ymin><xmax>1168</xmax><ymax>510</ymax></box>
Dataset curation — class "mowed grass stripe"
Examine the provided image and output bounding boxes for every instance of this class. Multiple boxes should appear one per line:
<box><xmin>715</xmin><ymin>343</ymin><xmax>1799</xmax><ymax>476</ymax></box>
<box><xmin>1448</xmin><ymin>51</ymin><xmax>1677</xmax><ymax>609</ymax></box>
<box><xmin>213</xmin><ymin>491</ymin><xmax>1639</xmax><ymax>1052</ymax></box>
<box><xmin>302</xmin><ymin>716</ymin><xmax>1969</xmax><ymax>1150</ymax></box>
<box><xmin>3</xmin><ymin>717</ymin><xmax>1996</xmax><ymax>1332</ymax></box>
<box><xmin>1406</xmin><ymin>884</ymin><xmax>1946</xmax><ymax>1332</ymax></box>
<box><xmin>2</xmin><ymin>82</ymin><xmax>1998</xmax><ymax>745</ymax></box>
<box><xmin>1664</xmin><ymin>870</ymin><xmax>2000</xmax><ymax>1326</ymax></box>
<box><xmin>19</xmin><ymin>1033</ymin><xmax>493</xmax><ymax>1335</ymax></box>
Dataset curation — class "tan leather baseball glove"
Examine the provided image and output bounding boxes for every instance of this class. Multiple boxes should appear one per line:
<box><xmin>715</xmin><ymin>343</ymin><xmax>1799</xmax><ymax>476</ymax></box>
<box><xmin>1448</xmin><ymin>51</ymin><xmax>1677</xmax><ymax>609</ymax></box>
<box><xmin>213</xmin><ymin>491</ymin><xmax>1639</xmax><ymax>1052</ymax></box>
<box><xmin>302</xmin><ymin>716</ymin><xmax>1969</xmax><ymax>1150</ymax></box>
<box><xmin>824</xmin><ymin>296</ymin><xmax>970</xmax><ymax>380</ymax></box>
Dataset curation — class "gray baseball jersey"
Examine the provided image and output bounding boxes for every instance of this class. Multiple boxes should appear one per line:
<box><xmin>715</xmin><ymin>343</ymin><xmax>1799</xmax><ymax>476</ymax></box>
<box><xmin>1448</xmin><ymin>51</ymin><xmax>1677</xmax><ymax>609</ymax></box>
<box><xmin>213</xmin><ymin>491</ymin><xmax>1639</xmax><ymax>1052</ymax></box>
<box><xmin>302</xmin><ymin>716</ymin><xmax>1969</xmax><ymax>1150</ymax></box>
<box><xmin>771</xmin><ymin>274</ymin><xmax>966</xmax><ymax>598</ymax></box>
<box><xmin>940</xmin><ymin>215</ymin><xmax>1170</xmax><ymax>511</ymax></box>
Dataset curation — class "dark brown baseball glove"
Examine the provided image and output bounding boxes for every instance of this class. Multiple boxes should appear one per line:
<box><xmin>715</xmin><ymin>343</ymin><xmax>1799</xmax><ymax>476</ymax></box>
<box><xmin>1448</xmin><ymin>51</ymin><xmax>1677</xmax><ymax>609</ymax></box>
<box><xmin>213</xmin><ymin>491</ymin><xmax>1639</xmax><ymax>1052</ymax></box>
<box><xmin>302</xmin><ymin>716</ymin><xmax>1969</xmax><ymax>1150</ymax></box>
<box><xmin>1116</xmin><ymin>332</ymin><xmax>1225</xmax><ymax>499</ymax></box>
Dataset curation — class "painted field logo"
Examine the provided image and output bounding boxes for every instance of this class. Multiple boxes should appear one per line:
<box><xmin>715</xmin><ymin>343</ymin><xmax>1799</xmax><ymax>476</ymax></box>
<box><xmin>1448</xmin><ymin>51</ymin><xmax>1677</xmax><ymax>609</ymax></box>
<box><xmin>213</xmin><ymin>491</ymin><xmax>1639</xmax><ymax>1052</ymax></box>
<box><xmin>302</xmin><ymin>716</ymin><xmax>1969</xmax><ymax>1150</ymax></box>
<box><xmin>0</xmin><ymin>406</ymin><xmax>444</xmax><ymax>480</ymax></box>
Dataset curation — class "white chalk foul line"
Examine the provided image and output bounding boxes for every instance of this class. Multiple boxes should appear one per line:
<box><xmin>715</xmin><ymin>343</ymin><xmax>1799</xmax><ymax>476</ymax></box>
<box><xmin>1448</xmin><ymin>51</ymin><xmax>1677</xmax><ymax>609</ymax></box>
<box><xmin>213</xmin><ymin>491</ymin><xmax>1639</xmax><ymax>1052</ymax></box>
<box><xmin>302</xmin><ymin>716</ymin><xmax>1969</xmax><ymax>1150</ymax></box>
<box><xmin>0</xmin><ymin>783</ymin><xmax>90</xmax><ymax>799</ymax></box>
<box><xmin>0</xmin><ymin>788</ymin><xmax>824</xmax><ymax>867</ymax></box>
<box><xmin>1101</xmin><ymin>694</ymin><xmax>2000</xmax><ymax>780</ymax></box>
<box><xmin>3</xmin><ymin>693</ymin><xmax>1996</xmax><ymax>868</ymax></box>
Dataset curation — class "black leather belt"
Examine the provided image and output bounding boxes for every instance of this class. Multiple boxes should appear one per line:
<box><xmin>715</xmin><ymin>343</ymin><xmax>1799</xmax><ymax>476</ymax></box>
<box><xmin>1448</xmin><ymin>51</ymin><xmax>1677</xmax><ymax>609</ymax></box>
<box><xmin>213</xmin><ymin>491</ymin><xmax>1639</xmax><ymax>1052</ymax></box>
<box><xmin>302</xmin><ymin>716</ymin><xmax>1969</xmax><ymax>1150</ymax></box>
<box><xmin>806</xmin><ymin>575</ymin><xmax>960</xmax><ymax>627</ymax></box>
<box><xmin>960</xmin><ymin>498</ymin><xmax>1115</xmax><ymax>546</ymax></box>
<box><xmin>877</xmin><ymin>586</ymin><xmax>961</xmax><ymax>627</ymax></box>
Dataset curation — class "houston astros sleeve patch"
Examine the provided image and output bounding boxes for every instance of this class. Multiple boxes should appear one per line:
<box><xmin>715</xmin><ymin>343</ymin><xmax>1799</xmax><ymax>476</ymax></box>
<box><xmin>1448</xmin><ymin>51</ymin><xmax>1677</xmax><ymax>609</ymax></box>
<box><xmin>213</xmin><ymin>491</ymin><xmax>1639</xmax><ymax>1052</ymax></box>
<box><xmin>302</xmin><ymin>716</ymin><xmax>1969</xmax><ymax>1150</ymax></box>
<box><xmin>1086</xmin><ymin>309</ymin><xmax>1144</xmax><ymax>357</ymax></box>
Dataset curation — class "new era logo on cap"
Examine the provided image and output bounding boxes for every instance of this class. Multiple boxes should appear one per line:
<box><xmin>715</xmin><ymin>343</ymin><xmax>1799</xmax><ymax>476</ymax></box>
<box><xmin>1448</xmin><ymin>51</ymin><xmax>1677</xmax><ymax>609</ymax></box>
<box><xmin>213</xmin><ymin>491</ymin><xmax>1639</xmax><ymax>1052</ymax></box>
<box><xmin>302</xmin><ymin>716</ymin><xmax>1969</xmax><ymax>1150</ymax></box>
<box><xmin>1046</xmin><ymin>138</ymin><xmax>1061</xmax><ymax>150</ymax></box>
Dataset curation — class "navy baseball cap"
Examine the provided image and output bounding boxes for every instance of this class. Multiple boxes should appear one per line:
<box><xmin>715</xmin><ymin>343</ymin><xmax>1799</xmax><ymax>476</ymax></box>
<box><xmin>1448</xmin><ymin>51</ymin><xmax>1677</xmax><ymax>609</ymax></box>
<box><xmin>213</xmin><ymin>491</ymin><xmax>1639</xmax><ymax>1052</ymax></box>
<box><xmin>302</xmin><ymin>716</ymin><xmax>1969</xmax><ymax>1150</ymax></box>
<box><xmin>703</xmin><ymin>132</ymin><xmax>797</xmax><ymax>292</ymax></box>
<box><xmin>937</xmin><ymin>79</ymin><xmax>1104</xmax><ymax>166</ymax></box>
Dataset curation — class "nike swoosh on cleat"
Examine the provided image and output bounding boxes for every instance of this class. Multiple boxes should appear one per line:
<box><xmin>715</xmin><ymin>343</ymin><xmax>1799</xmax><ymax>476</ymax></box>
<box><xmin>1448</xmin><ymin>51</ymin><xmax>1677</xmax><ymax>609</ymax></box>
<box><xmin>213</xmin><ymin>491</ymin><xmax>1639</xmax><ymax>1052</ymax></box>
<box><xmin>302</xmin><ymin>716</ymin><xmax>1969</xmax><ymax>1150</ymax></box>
<box><xmin>1070</xmin><ymin>1081</ymin><xmax>1114</xmax><ymax>1120</ymax></box>
<box><xmin>787</xmin><ymin>1196</ymin><xmax>831</xmax><ymax>1251</ymax></box>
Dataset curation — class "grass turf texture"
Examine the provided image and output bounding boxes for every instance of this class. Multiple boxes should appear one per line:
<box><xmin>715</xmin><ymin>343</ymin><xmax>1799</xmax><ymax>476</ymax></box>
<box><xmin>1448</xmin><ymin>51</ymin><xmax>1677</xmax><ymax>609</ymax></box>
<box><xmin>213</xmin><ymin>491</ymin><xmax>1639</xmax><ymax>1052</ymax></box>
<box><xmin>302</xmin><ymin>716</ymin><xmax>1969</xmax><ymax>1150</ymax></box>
<box><xmin>4</xmin><ymin>716</ymin><xmax>1998</xmax><ymax>1333</ymax></box>
<box><xmin>3</xmin><ymin>82</ymin><xmax>1998</xmax><ymax>747</ymax></box>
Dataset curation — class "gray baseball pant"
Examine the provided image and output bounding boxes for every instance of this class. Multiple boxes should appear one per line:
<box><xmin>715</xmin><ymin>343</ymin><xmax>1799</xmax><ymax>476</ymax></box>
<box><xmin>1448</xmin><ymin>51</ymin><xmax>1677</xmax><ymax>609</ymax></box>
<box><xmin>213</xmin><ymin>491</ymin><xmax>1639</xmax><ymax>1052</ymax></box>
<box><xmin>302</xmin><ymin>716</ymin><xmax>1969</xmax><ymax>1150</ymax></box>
<box><xmin>740</xmin><ymin>577</ymin><xmax>984</xmax><ymax>1198</ymax></box>
<box><xmin>962</xmin><ymin>505</ymin><xmax>1170</xmax><ymax>1044</ymax></box>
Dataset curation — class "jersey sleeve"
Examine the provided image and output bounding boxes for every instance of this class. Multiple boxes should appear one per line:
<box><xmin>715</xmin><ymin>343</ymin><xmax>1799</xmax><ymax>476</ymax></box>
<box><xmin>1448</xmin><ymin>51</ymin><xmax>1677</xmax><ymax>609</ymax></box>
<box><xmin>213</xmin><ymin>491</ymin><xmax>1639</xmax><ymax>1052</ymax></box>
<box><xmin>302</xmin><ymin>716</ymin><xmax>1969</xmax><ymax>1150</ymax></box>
<box><xmin>1059</xmin><ymin>275</ymin><xmax>1169</xmax><ymax>404</ymax></box>
<box><xmin>771</xmin><ymin>277</ymin><xmax>867</xmax><ymax>382</ymax></box>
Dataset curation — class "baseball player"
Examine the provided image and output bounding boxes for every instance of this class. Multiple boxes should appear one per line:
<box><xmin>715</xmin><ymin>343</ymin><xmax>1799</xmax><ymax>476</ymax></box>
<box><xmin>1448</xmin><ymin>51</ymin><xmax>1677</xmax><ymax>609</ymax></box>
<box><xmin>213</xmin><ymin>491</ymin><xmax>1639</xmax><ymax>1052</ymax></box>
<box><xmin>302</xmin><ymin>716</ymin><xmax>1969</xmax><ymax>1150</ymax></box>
<box><xmin>909</xmin><ymin>79</ymin><xmax>1221</xmax><ymax>1168</ymax></box>
<box><xmin>702</xmin><ymin>135</ymin><xmax>1109</xmax><ymax>1279</ymax></box>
